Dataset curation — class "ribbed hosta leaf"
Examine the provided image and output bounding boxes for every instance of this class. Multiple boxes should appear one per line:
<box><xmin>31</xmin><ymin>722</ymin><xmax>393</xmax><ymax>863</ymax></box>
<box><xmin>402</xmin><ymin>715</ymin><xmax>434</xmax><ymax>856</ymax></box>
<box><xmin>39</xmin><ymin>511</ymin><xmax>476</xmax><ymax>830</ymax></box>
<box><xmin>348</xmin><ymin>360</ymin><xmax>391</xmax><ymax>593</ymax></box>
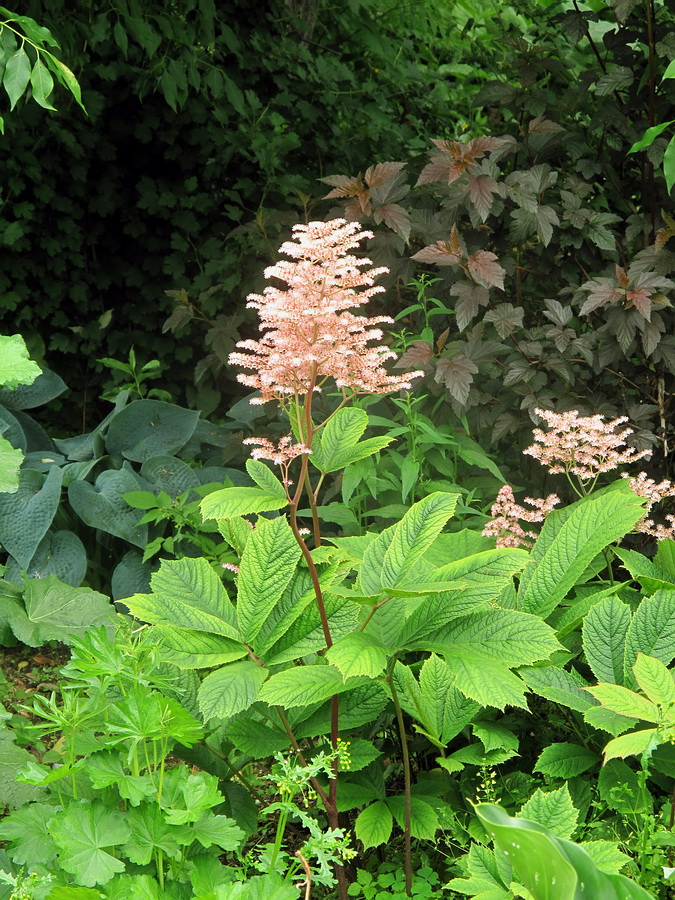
<box><xmin>0</xmin><ymin>466</ymin><xmax>62</xmax><ymax>567</ymax></box>
<box><xmin>517</xmin><ymin>486</ymin><xmax>645</xmax><ymax>618</ymax></box>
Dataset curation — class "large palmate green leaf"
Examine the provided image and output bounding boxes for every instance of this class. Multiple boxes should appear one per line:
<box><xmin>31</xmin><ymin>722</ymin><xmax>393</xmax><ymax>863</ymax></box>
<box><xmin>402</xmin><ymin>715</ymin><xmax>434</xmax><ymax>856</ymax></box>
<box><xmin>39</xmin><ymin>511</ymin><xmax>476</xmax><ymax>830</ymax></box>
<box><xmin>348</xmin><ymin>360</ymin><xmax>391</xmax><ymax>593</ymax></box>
<box><xmin>476</xmin><ymin>803</ymin><xmax>653</xmax><ymax>900</ymax></box>
<box><xmin>583</xmin><ymin>594</ymin><xmax>631</xmax><ymax>684</ymax></box>
<box><xmin>0</xmin><ymin>466</ymin><xmax>62</xmax><ymax>567</ymax></box>
<box><xmin>125</xmin><ymin>557</ymin><xmax>240</xmax><ymax>640</ymax></box>
<box><xmin>69</xmin><ymin>465</ymin><xmax>148</xmax><ymax>547</ymax></box>
<box><xmin>105</xmin><ymin>399</ymin><xmax>200</xmax><ymax>462</ymax></box>
<box><xmin>50</xmin><ymin>801</ymin><xmax>131</xmax><ymax>886</ymax></box>
<box><xmin>5</xmin><ymin>576</ymin><xmax>112</xmax><ymax>646</ymax></box>
<box><xmin>198</xmin><ymin>660</ymin><xmax>269</xmax><ymax>721</ymax></box>
<box><xmin>236</xmin><ymin>515</ymin><xmax>300</xmax><ymax>643</ymax></box>
<box><xmin>516</xmin><ymin>485</ymin><xmax>645</xmax><ymax>618</ymax></box>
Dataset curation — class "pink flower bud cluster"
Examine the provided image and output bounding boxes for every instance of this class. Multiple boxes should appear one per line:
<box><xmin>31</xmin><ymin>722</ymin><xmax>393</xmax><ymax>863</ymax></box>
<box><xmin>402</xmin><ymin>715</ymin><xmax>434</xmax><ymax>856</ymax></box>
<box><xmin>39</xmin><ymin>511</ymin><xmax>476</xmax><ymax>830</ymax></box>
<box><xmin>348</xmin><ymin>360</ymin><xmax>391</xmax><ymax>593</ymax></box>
<box><xmin>624</xmin><ymin>472</ymin><xmax>675</xmax><ymax>540</ymax></box>
<box><xmin>523</xmin><ymin>408</ymin><xmax>651</xmax><ymax>481</ymax></box>
<box><xmin>243</xmin><ymin>435</ymin><xmax>312</xmax><ymax>486</ymax></box>
<box><xmin>229</xmin><ymin>219</ymin><xmax>423</xmax><ymax>404</ymax></box>
<box><xmin>482</xmin><ymin>485</ymin><xmax>560</xmax><ymax>548</ymax></box>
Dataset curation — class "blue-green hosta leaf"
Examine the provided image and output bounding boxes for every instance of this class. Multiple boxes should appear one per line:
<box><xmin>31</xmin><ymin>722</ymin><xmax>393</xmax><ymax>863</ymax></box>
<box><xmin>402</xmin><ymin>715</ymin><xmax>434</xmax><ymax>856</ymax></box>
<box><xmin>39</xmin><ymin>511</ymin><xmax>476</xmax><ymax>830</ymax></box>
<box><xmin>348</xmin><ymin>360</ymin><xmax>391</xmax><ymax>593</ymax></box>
<box><xmin>411</xmin><ymin>607</ymin><xmax>560</xmax><ymax>665</ymax></box>
<box><xmin>0</xmin><ymin>334</ymin><xmax>41</xmax><ymax>389</ymax></box>
<box><xmin>6</xmin><ymin>575</ymin><xmax>112</xmax><ymax>646</ymax></box>
<box><xmin>105</xmin><ymin>399</ymin><xmax>199</xmax><ymax>462</ymax></box>
<box><xmin>623</xmin><ymin>589</ymin><xmax>675</xmax><ymax>687</ymax></box>
<box><xmin>520</xmin><ymin>785</ymin><xmax>578</xmax><ymax>841</ymax></box>
<box><xmin>68</xmin><ymin>466</ymin><xmax>148</xmax><ymax>548</ymax></box>
<box><xmin>236</xmin><ymin>515</ymin><xmax>300</xmax><ymax>643</ymax></box>
<box><xmin>198</xmin><ymin>660</ymin><xmax>268</xmax><ymax>721</ymax></box>
<box><xmin>5</xmin><ymin>529</ymin><xmax>87</xmax><ymax>587</ymax></box>
<box><xmin>151</xmin><ymin>625</ymin><xmax>246</xmax><ymax>668</ymax></box>
<box><xmin>0</xmin><ymin>433</ymin><xmax>23</xmax><ymax>493</ymax></box>
<box><xmin>201</xmin><ymin>486</ymin><xmax>287</xmax><ymax>520</ymax></box>
<box><xmin>534</xmin><ymin>742</ymin><xmax>600</xmax><ymax>779</ymax></box>
<box><xmin>258</xmin><ymin>665</ymin><xmax>362</xmax><ymax>708</ymax></box>
<box><xmin>517</xmin><ymin>487</ymin><xmax>645</xmax><ymax>618</ymax></box>
<box><xmin>140</xmin><ymin>454</ymin><xmax>200</xmax><ymax>497</ymax></box>
<box><xmin>355</xmin><ymin>800</ymin><xmax>393</xmax><ymax>849</ymax></box>
<box><xmin>125</xmin><ymin>557</ymin><xmax>239</xmax><ymax>639</ymax></box>
<box><xmin>380</xmin><ymin>492</ymin><xmax>459</xmax><ymax>589</ymax></box>
<box><xmin>0</xmin><ymin>466</ymin><xmax>62</xmax><ymax>567</ymax></box>
<box><xmin>326</xmin><ymin>632</ymin><xmax>388</xmax><ymax>679</ymax></box>
<box><xmin>0</xmin><ymin>367</ymin><xmax>66</xmax><ymax>409</ymax></box>
<box><xmin>50</xmin><ymin>800</ymin><xmax>131</xmax><ymax>886</ymax></box>
<box><xmin>583</xmin><ymin>594</ymin><xmax>631</xmax><ymax>684</ymax></box>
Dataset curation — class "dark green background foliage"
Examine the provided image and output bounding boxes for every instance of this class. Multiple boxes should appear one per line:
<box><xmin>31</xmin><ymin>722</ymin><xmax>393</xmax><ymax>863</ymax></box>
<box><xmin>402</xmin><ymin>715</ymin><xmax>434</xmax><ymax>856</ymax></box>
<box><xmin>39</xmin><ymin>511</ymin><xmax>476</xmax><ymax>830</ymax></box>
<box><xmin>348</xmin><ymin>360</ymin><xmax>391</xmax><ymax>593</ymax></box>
<box><xmin>0</xmin><ymin>0</ymin><xmax>472</xmax><ymax>422</ymax></box>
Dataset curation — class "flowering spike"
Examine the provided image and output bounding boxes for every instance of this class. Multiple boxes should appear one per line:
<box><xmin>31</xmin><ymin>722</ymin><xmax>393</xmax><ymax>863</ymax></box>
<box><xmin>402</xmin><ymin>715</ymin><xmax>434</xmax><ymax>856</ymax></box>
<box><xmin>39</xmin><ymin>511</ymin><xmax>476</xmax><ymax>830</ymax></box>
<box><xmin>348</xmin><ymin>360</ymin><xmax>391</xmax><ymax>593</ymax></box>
<box><xmin>229</xmin><ymin>219</ymin><xmax>423</xmax><ymax>404</ymax></box>
<box><xmin>482</xmin><ymin>485</ymin><xmax>560</xmax><ymax>548</ymax></box>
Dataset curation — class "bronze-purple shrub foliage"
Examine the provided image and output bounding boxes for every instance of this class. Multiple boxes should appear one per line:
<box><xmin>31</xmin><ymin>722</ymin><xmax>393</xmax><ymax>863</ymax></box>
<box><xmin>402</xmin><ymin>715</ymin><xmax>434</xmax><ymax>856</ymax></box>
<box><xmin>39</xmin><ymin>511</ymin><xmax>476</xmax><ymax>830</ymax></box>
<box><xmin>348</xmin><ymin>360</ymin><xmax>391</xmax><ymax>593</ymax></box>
<box><xmin>319</xmin><ymin>0</ymin><xmax>675</xmax><ymax>485</ymax></box>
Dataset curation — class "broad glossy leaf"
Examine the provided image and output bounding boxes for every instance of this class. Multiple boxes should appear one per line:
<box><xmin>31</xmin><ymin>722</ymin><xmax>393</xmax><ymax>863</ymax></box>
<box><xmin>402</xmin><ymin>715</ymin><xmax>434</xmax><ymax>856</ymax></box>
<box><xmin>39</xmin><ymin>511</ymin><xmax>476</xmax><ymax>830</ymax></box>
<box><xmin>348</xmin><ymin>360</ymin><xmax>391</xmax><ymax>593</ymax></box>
<box><xmin>201</xmin><ymin>486</ymin><xmax>287</xmax><ymax>520</ymax></box>
<box><xmin>624</xmin><ymin>590</ymin><xmax>675</xmax><ymax>686</ymax></box>
<box><xmin>105</xmin><ymin>399</ymin><xmax>199</xmax><ymax>462</ymax></box>
<box><xmin>258</xmin><ymin>665</ymin><xmax>361</xmax><ymax>708</ymax></box>
<box><xmin>603</xmin><ymin>728</ymin><xmax>659</xmax><ymax>762</ymax></box>
<box><xmin>355</xmin><ymin>800</ymin><xmax>392</xmax><ymax>848</ymax></box>
<box><xmin>4</xmin><ymin>46</ymin><xmax>31</xmax><ymax>109</ymax></box>
<box><xmin>326</xmin><ymin>632</ymin><xmax>388</xmax><ymax>679</ymax></box>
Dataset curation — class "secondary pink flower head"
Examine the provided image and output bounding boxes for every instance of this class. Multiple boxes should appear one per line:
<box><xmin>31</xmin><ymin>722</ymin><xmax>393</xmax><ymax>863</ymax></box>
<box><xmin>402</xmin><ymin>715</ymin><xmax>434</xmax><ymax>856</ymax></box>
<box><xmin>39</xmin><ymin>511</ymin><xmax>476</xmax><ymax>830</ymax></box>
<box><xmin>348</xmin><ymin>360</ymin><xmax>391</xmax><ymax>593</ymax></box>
<box><xmin>229</xmin><ymin>219</ymin><xmax>423</xmax><ymax>404</ymax></box>
<box><xmin>624</xmin><ymin>472</ymin><xmax>675</xmax><ymax>540</ymax></box>
<box><xmin>482</xmin><ymin>485</ymin><xmax>560</xmax><ymax>549</ymax></box>
<box><xmin>524</xmin><ymin>408</ymin><xmax>650</xmax><ymax>481</ymax></box>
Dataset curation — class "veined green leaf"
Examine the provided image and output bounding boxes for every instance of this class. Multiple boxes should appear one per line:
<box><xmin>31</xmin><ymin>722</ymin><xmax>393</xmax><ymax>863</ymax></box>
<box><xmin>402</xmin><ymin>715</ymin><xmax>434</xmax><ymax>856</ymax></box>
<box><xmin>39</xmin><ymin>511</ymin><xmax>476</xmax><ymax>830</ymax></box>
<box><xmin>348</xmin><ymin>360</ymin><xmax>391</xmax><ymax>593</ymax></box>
<box><xmin>236</xmin><ymin>516</ymin><xmax>300</xmax><ymax>643</ymax></box>
<box><xmin>30</xmin><ymin>57</ymin><xmax>56</xmax><ymax>110</ymax></box>
<box><xmin>151</xmin><ymin>626</ymin><xmax>246</xmax><ymax>668</ymax></box>
<box><xmin>586</xmin><ymin>683</ymin><xmax>661</xmax><ymax>722</ymax></box>
<box><xmin>446</xmin><ymin>655</ymin><xmax>529</xmax><ymax>710</ymax></box>
<box><xmin>258</xmin><ymin>665</ymin><xmax>361</xmax><ymax>708</ymax></box>
<box><xmin>200</xmin><ymin>486</ymin><xmax>287</xmax><ymax>519</ymax></box>
<box><xmin>198</xmin><ymin>661</ymin><xmax>268</xmax><ymax>721</ymax></box>
<box><xmin>614</xmin><ymin>547</ymin><xmax>675</xmax><ymax>593</ymax></box>
<box><xmin>583</xmin><ymin>594</ymin><xmax>631</xmax><ymax>684</ymax></box>
<box><xmin>379</xmin><ymin>492</ymin><xmax>458</xmax><ymax>590</ymax></box>
<box><xmin>520</xmin><ymin>785</ymin><xmax>578</xmax><ymax>841</ymax></box>
<box><xmin>262</xmin><ymin>592</ymin><xmax>359</xmax><ymax>665</ymax></box>
<box><xmin>555</xmin><ymin>584</ymin><xmax>622</xmax><ymax>639</ymax></box>
<box><xmin>623</xmin><ymin>589</ymin><xmax>675</xmax><ymax>687</ymax></box>
<box><xmin>628</xmin><ymin>120</ymin><xmax>674</xmax><ymax>153</ymax></box>
<box><xmin>413</xmin><ymin>607</ymin><xmax>560</xmax><ymax>666</ymax></box>
<box><xmin>326</xmin><ymin>632</ymin><xmax>388</xmax><ymax>679</ymax></box>
<box><xmin>310</xmin><ymin>407</ymin><xmax>392</xmax><ymax>472</ymax></box>
<box><xmin>664</xmin><ymin>133</ymin><xmax>675</xmax><ymax>195</ymax></box>
<box><xmin>419</xmin><ymin>654</ymin><xmax>479</xmax><ymax>745</ymax></box>
<box><xmin>245</xmin><ymin>458</ymin><xmax>287</xmax><ymax>499</ymax></box>
<box><xmin>387</xmin><ymin>795</ymin><xmax>439</xmax><ymax>840</ymax></box>
<box><xmin>4</xmin><ymin>46</ymin><xmax>31</xmax><ymax>109</ymax></box>
<box><xmin>358</xmin><ymin>525</ymin><xmax>396</xmax><ymax>595</ymax></box>
<box><xmin>516</xmin><ymin>487</ymin><xmax>645</xmax><ymax>618</ymax></box>
<box><xmin>632</xmin><ymin>653</ymin><xmax>675</xmax><ymax>708</ymax></box>
<box><xmin>603</xmin><ymin>728</ymin><xmax>660</xmax><ymax>762</ymax></box>
<box><xmin>355</xmin><ymin>801</ymin><xmax>392</xmax><ymax>849</ymax></box>
<box><xmin>520</xmin><ymin>665</ymin><xmax>597</xmax><ymax>713</ymax></box>
<box><xmin>125</xmin><ymin>557</ymin><xmax>239</xmax><ymax>640</ymax></box>
<box><xmin>534</xmin><ymin>742</ymin><xmax>600</xmax><ymax>778</ymax></box>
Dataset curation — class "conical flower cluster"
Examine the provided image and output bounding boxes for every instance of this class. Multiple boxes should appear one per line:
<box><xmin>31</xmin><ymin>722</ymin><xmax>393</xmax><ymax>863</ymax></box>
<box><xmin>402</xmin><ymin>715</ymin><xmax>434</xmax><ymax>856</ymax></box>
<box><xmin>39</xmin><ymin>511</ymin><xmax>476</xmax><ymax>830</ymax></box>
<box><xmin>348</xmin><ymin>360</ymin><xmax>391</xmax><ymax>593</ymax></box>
<box><xmin>229</xmin><ymin>219</ymin><xmax>423</xmax><ymax>404</ymax></box>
